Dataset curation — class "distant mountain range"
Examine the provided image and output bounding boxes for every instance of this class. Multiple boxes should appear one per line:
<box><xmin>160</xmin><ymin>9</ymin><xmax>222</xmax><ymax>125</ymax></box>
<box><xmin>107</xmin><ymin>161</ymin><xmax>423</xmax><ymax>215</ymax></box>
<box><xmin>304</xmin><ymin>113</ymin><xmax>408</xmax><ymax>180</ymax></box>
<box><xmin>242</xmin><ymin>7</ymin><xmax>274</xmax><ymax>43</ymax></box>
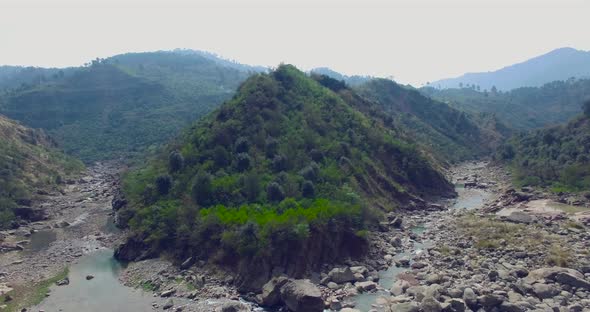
<box><xmin>431</xmin><ymin>47</ymin><xmax>590</xmax><ymax>91</ymax></box>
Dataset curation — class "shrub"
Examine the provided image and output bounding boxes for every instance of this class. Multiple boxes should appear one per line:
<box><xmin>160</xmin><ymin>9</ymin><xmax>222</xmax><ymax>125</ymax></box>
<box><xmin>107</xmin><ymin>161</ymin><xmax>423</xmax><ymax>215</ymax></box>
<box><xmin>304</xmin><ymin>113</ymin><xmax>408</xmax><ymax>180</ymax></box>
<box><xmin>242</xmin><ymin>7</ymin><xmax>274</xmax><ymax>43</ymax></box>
<box><xmin>242</xmin><ymin>173</ymin><xmax>261</xmax><ymax>202</ymax></box>
<box><xmin>299</xmin><ymin>162</ymin><xmax>320</xmax><ymax>181</ymax></box>
<box><xmin>301</xmin><ymin>180</ymin><xmax>315</xmax><ymax>198</ymax></box>
<box><xmin>235</xmin><ymin>153</ymin><xmax>251</xmax><ymax>172</ymax></box>
<box><xmin>235</xmin><ymin>137</ymin><xmax>249</xmax><ymax>153</ymax></box>
<box><xmin>266</xmin><ymin>182</ymin><xmax>285</xmax><ymax>202</ymax></box>
<box><xmin>271</xmin><ymin>154</ymin><xmax>288</xmax><ymax>172</ymax></box>
<box><xmin>213</xmin><ymin>146</ymin><xmax>230</xmax><ymax>168</ymax></box>
<box><xmin>584</xmin><ymin>100</ymin><xmax>590</xmax><ymax>117</ymax></box>
<box><xmin>168</xmin><ymin>151</ymin><xmax>184</xmax><ymax>173</ymax></box>
<box><xmin>155</xmin><ymin>175</ymin><xmax>172</xmax><ymax>195</ymax></box>
<box><xmin>192</xmin><ymin>172</ymin><xmax>213</xmax><ymax>206</ymax></box>
<box><xmin>310</xmin><ymin>149</ymin><xmax>324</xmax><ymax>162</ymax></box>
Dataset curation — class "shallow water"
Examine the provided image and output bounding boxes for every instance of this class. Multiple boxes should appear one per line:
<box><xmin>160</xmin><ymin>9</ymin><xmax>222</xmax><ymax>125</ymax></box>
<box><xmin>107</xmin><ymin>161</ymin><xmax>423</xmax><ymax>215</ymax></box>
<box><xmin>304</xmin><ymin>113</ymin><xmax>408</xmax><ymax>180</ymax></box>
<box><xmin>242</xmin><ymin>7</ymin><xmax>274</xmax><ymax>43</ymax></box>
<box><xmin>25</xmin><ymin>229</ymin><xmax>57</xmax><ymax>254</ymax></box>
<box><xmin>451</xmin><ymin>185</ymin><xmax>490</xmax><ymax>210</ymax></box>
<box><xmin>35</xmin><ymin>249</ymin><xmax>153</xmax><ymax>312</ymax></box>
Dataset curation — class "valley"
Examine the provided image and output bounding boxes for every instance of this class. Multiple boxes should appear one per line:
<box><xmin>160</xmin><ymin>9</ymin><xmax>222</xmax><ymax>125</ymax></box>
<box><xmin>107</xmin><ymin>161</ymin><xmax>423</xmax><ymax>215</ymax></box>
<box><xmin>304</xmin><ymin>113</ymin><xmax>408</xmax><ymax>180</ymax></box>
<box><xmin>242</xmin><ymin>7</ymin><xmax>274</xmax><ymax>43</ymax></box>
<box><xmin>1</xmin><ymin>159</ymin><xmax>588</xmax><ymax>311</ymax></box>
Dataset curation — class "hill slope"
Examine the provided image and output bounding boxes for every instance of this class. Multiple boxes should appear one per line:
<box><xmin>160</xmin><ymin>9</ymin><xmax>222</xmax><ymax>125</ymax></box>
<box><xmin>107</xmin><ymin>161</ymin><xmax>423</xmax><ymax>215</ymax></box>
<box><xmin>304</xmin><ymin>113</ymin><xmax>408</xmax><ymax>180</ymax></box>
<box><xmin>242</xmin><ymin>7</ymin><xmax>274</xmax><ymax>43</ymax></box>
<box><xmin>0</xmin><ymin>51</ymin><xmax>259</xmax><ymax>162</ymax></box>
<box><xmin>352</xmin><ymin>79</ymin><xmax>508</xmax><ymax>162</ymax></box>
<box><xmin>115</xmin><ymin>65</ymin><xmax>454</xmax><ymax>290</ymax></box>
<box><xmin>0</xmin><ymin>115</ymin><xmax>83</xmax><ymax>228</ymax></box>
<box><xmin>422</xmin><ymin>78</ymin><xmax>590</xmax><ymax>130</ymax></box>
<box><xmin>496</xmin><ymin>104</ymin><xmax>590</xmax><ymax>191</ymax></box>
<box><xmin>432</xmin><ymin>47</ymin><xmax>590</xmax><ymax>91</ymax></box>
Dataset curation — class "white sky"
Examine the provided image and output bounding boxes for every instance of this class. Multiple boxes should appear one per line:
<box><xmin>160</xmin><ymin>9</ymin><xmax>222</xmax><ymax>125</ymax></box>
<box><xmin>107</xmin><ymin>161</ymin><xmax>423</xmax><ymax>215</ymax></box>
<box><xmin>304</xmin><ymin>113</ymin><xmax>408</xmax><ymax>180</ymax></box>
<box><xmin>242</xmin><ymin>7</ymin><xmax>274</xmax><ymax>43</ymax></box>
<box><xmin>1</xmin><ymin>0</ymin><xmax>589</xmax><ymax>86</ymax></box>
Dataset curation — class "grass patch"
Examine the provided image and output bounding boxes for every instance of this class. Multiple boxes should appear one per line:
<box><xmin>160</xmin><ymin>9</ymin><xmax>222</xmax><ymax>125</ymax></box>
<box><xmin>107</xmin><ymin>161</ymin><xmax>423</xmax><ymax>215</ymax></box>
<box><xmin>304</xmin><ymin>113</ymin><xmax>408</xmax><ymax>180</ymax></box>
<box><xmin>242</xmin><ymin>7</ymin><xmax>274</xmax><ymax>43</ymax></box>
<box><xmin>546</xmin><ymin>245</ymin><xmax>573</xmax><ymax>267</ymax></box>
<box><xmin>139</xmin><ymin>280</ymin><xmax>159</xmax><ymax>292</ymax></box>
<box><xmin>0</xmin><ymin>268</ymin><xmax>68</xmax><ymax>312</ymax></box>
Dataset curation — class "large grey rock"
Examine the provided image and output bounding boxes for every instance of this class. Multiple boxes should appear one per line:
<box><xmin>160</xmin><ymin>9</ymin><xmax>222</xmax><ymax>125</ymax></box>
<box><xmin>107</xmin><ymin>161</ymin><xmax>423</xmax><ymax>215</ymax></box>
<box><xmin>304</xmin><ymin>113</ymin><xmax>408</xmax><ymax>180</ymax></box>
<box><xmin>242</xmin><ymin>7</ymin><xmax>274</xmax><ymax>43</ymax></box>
<box><xmin>554</xmin><ymin>272</ymin><xmax>590</xmax><ymax>289</ymax></box>
<box><xmin>390</xmin><ymin>302</ymin><xmax>419</xmax><ymax>312</ymax></box>
<box><xmin>328</xmin><ymin>267</ymin><xmax>355</xmax><ymax>284</ymax></box>
<box><xmin>503</xmin><ymin>211</ymin><xmax>534</xmax><ymax>224</ymax></box>
<box><xmin>421</xmin><ymin>296</ymin><xmax>442</xmax><ymax>312</ymax></box>
<box><xmin>499</xmin><ymin>301</ymin><xmax>525</xmax><ymax>312</ymax></box>
<box><xmin>526</xmin><ymin>267</ymin><xmax>584</xmax><ymax>283</ymax></box>
<box><xmin>441</xmin><ymin>299</ymin><xmax>466</xmax><ymax>312</ymax></box>
<box><xmin>532</xmin><ymin>283</ymin><xmax>559</xmax><ymax>299</ymax></box>
<box><xmin>463</xmin><ymin>288</ymin><xmax>478</xmax><ymax>309</ymax></box>
<box><xmin>355</xmin><ymin>281</ymin><xmax>377</xmax><ymax>292</ymax></box>
<box><xmin>279</xmin><ymin>279</ymin><xmax>323</xmax><ymax>312</ymax></box>
<box><xmin>258</xmin><ymin>276</ymin><xmax>289</xmax><ymax>306</ymax></box>
<box><xmin>217</xmin><ymin>301</ymin><xmax>250</xmax><ymax>312</ymax></box>
<box><xmin>478</xmin><ymin>294</ymin><xmax>504</xmax><ymax>308</ymax></box>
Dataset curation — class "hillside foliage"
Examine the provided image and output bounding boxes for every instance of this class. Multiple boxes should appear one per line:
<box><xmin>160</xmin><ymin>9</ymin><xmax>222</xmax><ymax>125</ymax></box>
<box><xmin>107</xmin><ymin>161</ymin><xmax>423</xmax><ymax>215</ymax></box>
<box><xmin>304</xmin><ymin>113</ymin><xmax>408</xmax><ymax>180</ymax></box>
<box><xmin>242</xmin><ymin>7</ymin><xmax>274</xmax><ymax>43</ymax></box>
<box><xmin>0</xmin><ymin>52</ymin><xmax>258</xmax><ymax>162</ymax></box>
<box><xmin>421</xmin><ymin>78</ymin><xmax>590</xmax><ymax>130</ymax></box>
<box><xmin>496</xmin><ymin>113</ymin><xmax>590</xmax><ymax>192</ymax></box>
<box><xmin>118</xmin><ymin>65</ymin><xmax>453</xmax><ymax>271</ymax></box>
<box><xmin>0</xmin><ymin>115</ymin><xmax>83</xmax><ymax>228</ymax></box>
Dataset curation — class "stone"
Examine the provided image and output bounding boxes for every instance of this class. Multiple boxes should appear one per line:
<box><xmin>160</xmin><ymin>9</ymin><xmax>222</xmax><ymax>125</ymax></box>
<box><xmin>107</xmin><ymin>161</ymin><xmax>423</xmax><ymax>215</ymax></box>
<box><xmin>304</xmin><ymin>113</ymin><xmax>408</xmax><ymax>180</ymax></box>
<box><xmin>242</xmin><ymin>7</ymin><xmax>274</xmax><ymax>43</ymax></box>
<box><xmin>390</xmin><ymin>302</ymin><xmax>419</xmax><ymax>312</ymax></box>
<box><xmin>421</xmin><ymin>296</ymin><xmax>442</xmax><ymax>312</ymax></box>
<box><xmin>327</xmin><ymin>282</ymin><xmax>339</xmax><ymax>290</ymax></box>
<box><xmin>329</xmin><ymin>298</ymin><xmax>341</xmax><ymax>310</ymax></box>
<box><xmin>217</xmin><ymin>301</ymin><xmax>249</xmax><ymax>312</ymax></box>
<box><xmin>442</xmin><ymin>299</ymin><xmax>466</xmax><ymax>312</ymax></box>
<box><xmin>532</xmin><ymin>283</ymin><xmax>559</xmax><ymax>299</ymax></box>
<box><xmin>163</xmin><ymin>299</ymin><xmax>174</xmax><ymax>310</ymax></box>
<box><xmin>355</xmin><ymin>281</ymin><xmax>377</xmax><ymax>292</ymax></box>
<box><xmin>180</xmin><ymin>257</ymin><xmax>194</xmax><ymax>270</ymax></box>
<box><xmin>340</xmin><ymin>309</ymin><xmax>361</xmax><ymax>312</ymax></box>
<box><xmin>160</xmin><ymin>289</ymin><xmax>176</xmax><ymax>297</ymax></box>
<box><xmin>411</xmin><ymin>262</ymin><xmax>427</xmax><ymax>269</ymax></box>
<box><xmin>406</xmin><ymin>286</ymin><xmax>426</xmax><ymax>302</ymax></box>
<box><xmin>328</xmin><ymin>267</ymin><xmax>355</xmax><ymax>284</ymax></box>
<box><xmin>258</xmin><ymin>276</ymin><xmax>289</xmax><ymax>306</ymax></box>
<box><xmin>56</xmin><ymin>277</ymin><xmax>69</xmax><ymax>286</ymax></box>
<box><xmin>463</xmin><ymin>288</ymin><xmax>478</xmax><ymax>309</ymax></box>
<box><xmin>85</xmin><ymin>275</ymin><xmax>94</xmax><ymax>280</ymax></box>
<box><xmin>391</xmin><ymin>280</ymin><xmax>410</xmax><ymax>296</ymax></box>
<box><xmin>499</xmin><ymin>301</ymin><xmax>525</xmax><ymax>312</ymax></box>
<box><xmin>478</xmin><ymin>294</ymin><xmax>504</xmax><ymax>308</ymax></box>
<box><xmin>426</xmin><ymin>274</ymin><xmax>442</xmax><ymax>284</ymax></box>
<box><xmin>279</xmin><ymin>279</ymin><xmax>323</xmax><ymax>312</ymax></box>
<box><xmin>554</xmin><ymin>272</ymin><xmax>590</xmax><ymax>289</ymax></box>
<box><xmin>350</xmin><ymin>266</ymin><xmax>368</xmax><ymax>276</ymax></box>
<box><xmin>503</xmin><ymin>211</ymin><xmax>534</xmax><ymax>224</ymax></box>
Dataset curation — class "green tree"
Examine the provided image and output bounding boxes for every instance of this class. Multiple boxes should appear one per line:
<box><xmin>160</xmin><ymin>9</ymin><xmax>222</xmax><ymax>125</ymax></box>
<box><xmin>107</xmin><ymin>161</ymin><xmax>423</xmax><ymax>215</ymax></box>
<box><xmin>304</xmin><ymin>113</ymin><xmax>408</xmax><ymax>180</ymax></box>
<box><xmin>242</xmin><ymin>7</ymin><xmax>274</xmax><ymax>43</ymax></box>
<box><xmin>266</xmin><ymin>182</ymin><xmax>285</xmax><ymax>202</ymax></box>
<box><xmin>168</xmin><ymin>151</ymin><xmax>184</xmax><ymax>173</ymax></box>
<box><xmin>192</xmin><ymin>172</ymin><xmax>213</xmax><ymax>206</ymax></box>
<box><xmin>155</xmin><ymin>175</ymin><xmax>172</xmax><ymax>195</ymax></box>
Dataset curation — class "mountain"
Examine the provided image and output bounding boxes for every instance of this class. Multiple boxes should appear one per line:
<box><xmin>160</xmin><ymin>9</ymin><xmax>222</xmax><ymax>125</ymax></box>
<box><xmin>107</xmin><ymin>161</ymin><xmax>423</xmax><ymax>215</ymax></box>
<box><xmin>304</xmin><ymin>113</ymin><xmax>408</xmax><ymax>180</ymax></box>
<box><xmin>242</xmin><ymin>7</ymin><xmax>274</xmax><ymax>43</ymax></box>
<box><xmin>0</xmin><ymin>51</ymin><xmax>261</xmax><ymax>162</ymax></box>
<box><xmin>0</xmin><ymin>115</ymin><xmax>83</xmax><ymax>229</ymax></box>
<box><xmin>496</xmin><ymin>103</ymin><xmax>590</xmax><ymax>192</ymax></box>
<box><xmin>114</xmin><ymin>65</ymin><xmax>454</xmax><ymax>291</ymax></box>
<box><xmin>310</xmin><ymin>67</ymin><xmax>373</xmax><ymax>86</ymax></box>
<box><xmin>421</xmin><ymin>78</ymin><xmax>590</xmax><ymax>130</ymax></box>
<box><xmin>432</xmin><ymin>47</ymin><xmax>590</xmax><ymax>91</ymax></box>
<box><xmin>0</xmin><ymin>66</ymin><xmax>76</xmax><ymax>91</ymax></box>
<box><xmin>352</xmin><ymin>79</ymin><xmax>509</xmax><ymax>163</ymax></box>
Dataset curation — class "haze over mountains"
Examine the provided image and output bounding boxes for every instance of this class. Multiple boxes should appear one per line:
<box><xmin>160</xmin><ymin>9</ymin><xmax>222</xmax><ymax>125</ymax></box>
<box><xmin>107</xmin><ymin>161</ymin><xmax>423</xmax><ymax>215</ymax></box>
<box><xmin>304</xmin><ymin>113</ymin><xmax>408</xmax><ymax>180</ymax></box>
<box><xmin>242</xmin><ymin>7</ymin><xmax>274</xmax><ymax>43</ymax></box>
<box><xmin>430</xmin><ymin>47</ymin><xmax>590</xmax><ymax>91</ymax></box>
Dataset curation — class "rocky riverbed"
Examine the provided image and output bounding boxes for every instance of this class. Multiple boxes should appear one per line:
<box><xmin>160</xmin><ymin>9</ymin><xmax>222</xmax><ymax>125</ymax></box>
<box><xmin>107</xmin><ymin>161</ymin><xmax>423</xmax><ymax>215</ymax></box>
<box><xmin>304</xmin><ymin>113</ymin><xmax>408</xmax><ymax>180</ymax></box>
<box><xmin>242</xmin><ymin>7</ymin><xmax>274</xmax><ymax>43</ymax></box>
<box><xmin>2</xmin><ymin>161</ymin><xmax>589</xmax><ymax>312</ymax></box>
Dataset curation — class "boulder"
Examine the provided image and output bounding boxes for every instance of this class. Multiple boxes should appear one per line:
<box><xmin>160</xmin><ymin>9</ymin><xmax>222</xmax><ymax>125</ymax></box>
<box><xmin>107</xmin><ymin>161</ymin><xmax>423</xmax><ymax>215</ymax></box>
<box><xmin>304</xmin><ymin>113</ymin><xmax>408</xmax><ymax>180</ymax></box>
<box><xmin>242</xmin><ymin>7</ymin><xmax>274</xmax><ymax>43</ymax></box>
<box><xmin>554</xmin><ymin>272</ymin><xmax>590</xmax><ymax>289</ymax></box>
<box><xmin>258</xmin><ymin>276</ymin><xmax>289</xmax><ymax>306</ymax></box>
<box><xmin>355</xmin><ymin>281</ymin><xmax>377</xmax><ymax>292</ymax></box>
<box><xmin>328</xmin><ymin>267</ymin><xmax>355</xmax><ymax>284</ymax></box>
<box><xmin>478</xmin><ymin>294</ymin><xmax>504</xmax><ymax>309</ymax></box>
<box><xmin>162</xmin><ymin>299</ymin><xmax>173</xmax><ymax>310</ymax></box>
<box><xmin>503</xmin><ymin>211</ymin><xmax>534</xmax><ymax>224</ymax></box>
<box><xmin>462</xmin><ymin>288</ymin><xmax>478</xmax><ymax>309</ymax></box>
<box><xmin>442</xmin><ymin>299</ymin><xmax>466</xmax><ymax>312</ymax></box>
<box><xmin>217</xmin><ymin>301</ymin><xmax>250</xmax><ymax>312</ymax></box>
<box><xmin>390</xmin><ymin>302</ymin><xmax>419</xmax><ymax>312</ymax></box>
<box><xmin>421</xmin><ymin>296</ymin><xmax>442</xmax><ymax>312</ymax></box>
<box><xmin>532</xmin><ymin>283</ymin><xmax>559</xmax><ymax>299</ymax></box>
<box><xmin>279</xmin><ymin>279</ymin><xmax>323</xmax><ymax>312</ymax></box>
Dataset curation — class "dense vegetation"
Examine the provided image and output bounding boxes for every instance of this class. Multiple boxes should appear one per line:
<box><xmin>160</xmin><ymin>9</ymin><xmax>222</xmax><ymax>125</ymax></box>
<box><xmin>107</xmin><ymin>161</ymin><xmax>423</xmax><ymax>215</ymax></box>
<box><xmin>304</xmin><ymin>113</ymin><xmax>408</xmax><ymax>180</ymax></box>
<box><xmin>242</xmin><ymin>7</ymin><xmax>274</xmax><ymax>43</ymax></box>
<box><xmin>0</xmin><ymin>51</ymin><xmax>260</xmax><ymax>162</ymax></box>
<box><xmin>117</xmin><ymin>65</ymin><xmax>453</xmax><ymax>285</ymax></box>
<box><xmin>310</xmin><ymin>67</ymin><xmax>373</xmax><ymax>86</ymax></box>
<box><xmin>0</xmin><ymin>115</ymin><xmax>83</xmax><ymax>229</ymax></box>
<box><xmin>422</xmin><ymin>78</ymin><xmax>590</xmax><ymax>130</ymax></box>
<box><xmin>496</xmin><ymin>103</ymin><xmax>590</xmax><ymax>192</ymax></box>
<box><xmin>431</xmin><ymin>47</ymin><xmax>590</xmax><ymax>91</ymax></box>
<box><xmin>354</xmin><ymin>79</ymin><xmax>509</xmax><ymax>163</ymax></box>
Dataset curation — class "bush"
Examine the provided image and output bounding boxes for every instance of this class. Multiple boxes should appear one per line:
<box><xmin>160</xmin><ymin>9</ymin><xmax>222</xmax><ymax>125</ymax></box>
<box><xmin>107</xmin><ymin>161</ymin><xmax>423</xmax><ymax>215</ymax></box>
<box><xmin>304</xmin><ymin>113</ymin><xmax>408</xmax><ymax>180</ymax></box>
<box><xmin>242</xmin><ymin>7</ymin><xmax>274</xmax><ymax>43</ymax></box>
<box><xmin>213</xmin><ymin>146</ymin><xmax>230</xmax><ymax>168</ymax></box>
<box><xmin>299</xmin><ymin>162</ymin><xmax>320</xmax><ymax>181</ymax></box>
<box><xmin>271</xmin><ymin>154</ymin><xmax>288</xmax><ymax>172</ymax></box>
<box><xmin>266</xmin><ymin>182</ymin><xmax>285</xmax><ymax>202</ymax></box>
<box><xmin>242</xmin><ymin>173</ymin><xmax>261</xmax><ymax>202</ymax></box>
<box><xmin>155</xmin><ymin>175</ymin><xmax>172</xmax><ymax>195</ymax></box>
<box><xmin>235</xmin><ymin>153</ymin><xmax>251</xmax><ymax>172</ymax></box>
<box><xmin>168</xmin><ymin>151</ymin><xmax>184</xmax><ymax>173</ymax></box>
<box><xmin>192</xmin><ymin>172</ymin><xmax>213</xmax><ymax>206</ymax></box>
<box><xmin>235</xmin><ymin>137</ymin><xmax>249</xmax><ymax>153</ymax></box>
<box><xmin>584</xmin><ymin>100</ymin><xmax>590</xmax><ymax>117</ymax></box>
<box><xmin>301</xmin><ymin>180</ymin><xmax>315</xmax><ymax>198</ymax></box>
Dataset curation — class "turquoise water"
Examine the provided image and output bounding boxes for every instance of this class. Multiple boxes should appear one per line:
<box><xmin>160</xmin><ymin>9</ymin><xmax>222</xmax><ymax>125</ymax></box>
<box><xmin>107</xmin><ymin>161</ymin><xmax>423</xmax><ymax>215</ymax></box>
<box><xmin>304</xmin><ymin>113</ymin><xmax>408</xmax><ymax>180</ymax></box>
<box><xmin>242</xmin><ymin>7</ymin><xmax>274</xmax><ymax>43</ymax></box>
<box><xmin>451</xmin><ymin>185</ymin><xmax>490</xmax><ymax>210</ymax></box>
<box><xmin>35</xmin><ymin>249</ymin><xmax>153</xmax><ymax>312</ymax></box>
<box><xmin>24</xmin><ymin>229</ymin><xmax>57</xmax><ymax>254</ymax></box>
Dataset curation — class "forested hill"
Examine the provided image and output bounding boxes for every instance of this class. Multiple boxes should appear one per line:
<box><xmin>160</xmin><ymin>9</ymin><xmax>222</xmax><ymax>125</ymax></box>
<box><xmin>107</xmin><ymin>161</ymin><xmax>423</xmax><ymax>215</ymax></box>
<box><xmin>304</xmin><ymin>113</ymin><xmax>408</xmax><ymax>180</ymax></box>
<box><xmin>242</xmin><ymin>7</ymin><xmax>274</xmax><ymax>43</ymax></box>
<box><xmin>0</xmin><ymin>115</ymin><xmax>83</xmax><ymax>229</ymax></box>
<box><xmin>0</xmin><ymin>51</ymin><xmax>261</xmax><ymax>162</ymax></box>
<box><xmin>352</xmin><ymin>79</ymin><xmax>509</xmax><ymax>163</ymax></box>
<box><xmin>115</xmin><ymin>65</ymin><xmax>454</xmax><ymax>290</ymax></box>
<box><xmin>496</xmin><ymin>102</ymin><xmax>590</xmax><ymax>192</ymax></box>
<box><xmin>431</xmin><ymin>47</ymin><xmax>590</xmax><ymax>91</ymax></box>
<box><xmin>421</xmin><ymin>78</ymin><xmax>590</xmax><ymax>130</ymax></box>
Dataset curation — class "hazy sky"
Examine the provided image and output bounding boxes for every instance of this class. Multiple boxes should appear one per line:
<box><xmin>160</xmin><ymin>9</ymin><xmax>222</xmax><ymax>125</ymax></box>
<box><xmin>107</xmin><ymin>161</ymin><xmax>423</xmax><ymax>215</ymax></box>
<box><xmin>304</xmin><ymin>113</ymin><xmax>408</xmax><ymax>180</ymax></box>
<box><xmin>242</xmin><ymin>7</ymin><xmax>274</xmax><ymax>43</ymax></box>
<box><xmin>1</xmin><ymin>0</ymin><xmax>589</xmax><ymax>86</ymax></box>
